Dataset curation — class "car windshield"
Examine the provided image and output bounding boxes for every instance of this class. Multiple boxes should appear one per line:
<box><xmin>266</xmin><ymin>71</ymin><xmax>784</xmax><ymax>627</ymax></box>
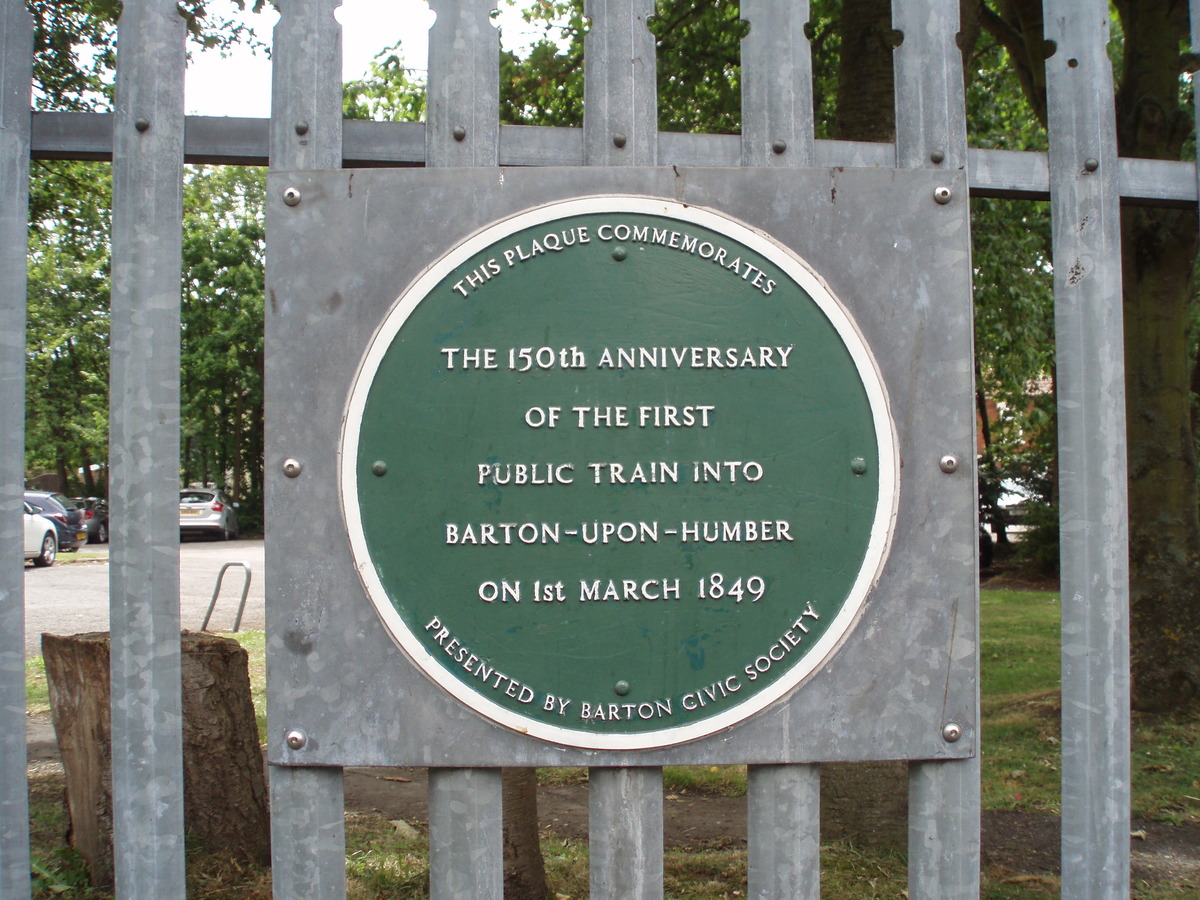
<box><xmin>180</xmin><ymin>491</ymin><xmax>214</xmax><ymax>504</ymax></box>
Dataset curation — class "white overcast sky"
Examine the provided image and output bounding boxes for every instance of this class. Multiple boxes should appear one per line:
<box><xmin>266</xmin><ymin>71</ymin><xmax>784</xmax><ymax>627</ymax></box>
<box><xmin>185</xmin><ymin>0</ymin><xmax>538</xmax><ymax>117</ymax></box>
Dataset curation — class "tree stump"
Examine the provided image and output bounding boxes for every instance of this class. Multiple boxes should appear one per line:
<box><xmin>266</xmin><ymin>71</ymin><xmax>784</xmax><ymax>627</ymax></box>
<box><xmin>42</xmin><ymin>631</ymin><xmax>269</xmax><ymax>887</ymax></box>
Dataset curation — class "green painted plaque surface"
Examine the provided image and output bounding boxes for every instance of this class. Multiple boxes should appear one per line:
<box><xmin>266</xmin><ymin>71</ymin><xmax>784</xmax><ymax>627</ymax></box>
<box><xmin>342</xmin><ymin>197</ymin><xmax>896</xmax><ymax>750</ymax></box>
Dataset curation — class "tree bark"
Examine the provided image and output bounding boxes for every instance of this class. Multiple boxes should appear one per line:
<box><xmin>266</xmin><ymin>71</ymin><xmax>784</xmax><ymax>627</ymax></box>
<box><xmin>1122</xmin><ymin>204</ymin><xmax>1200</xmax><ymax>709</ymax></box>
<box><xmin>1113</xmin><ymin>0</ymin><xmax>1200</xmax><ymax>709</ymax></box>
<box><xmin>42</xmin><ymin>631</ymin><xmax>269</xmax><ymax>887</ymax></box>
<box><xmin>502</xmin><ymin>768</ymin><xmax>548</xmax><ymax>900</ymax></box>
<box><xmin>834</xmin><ymin>0</ymin><xmax>897</xmax><ymax>142</ymax></box>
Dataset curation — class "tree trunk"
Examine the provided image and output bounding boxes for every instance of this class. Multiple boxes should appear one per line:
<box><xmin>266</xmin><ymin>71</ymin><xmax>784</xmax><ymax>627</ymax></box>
<box><xmin>42</xmin><ymin>631</ymin><xmax>269</xmax><ymax>887</ymax></box>
<box><xmin>502</xmin><ymin>768</ymin><xmax>548</xmax><ymax>900</ymax></box>
<box><xmin>1113</xmin><ymin>0</ymin><xmax>1200</xmax><ymax>710</ymax></box>
<box><xmin>1122</xmin><ymin>205</ymin><xmax>1200</xmax><ymax>709</ymax></box>
<box><xmin>834</xmin><ymin>0</ymin><xmax>896</xmax><ymax>142</ymax></box>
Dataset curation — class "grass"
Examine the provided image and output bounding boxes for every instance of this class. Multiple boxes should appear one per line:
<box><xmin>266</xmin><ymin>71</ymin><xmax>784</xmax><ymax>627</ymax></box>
<box><xmin>23</xmin><ymin>590</ymin><xmax>1200</xmax><ymax>898</ymax></box>
<box><xmin>979</xmin><ymin>589</ymin><xmax>1064</xmax><ymax>815</ymax></box>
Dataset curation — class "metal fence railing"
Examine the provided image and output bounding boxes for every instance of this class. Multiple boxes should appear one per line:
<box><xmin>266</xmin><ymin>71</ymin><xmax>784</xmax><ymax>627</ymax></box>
<box><xmin>0</xmin><ymin>0</ymin><xmax>1169</xmax><ymax>897</ymax></box>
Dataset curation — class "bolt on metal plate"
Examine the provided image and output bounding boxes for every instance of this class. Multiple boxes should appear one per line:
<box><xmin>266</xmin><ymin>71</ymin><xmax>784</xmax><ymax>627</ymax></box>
<box><xmin>942</xmin><ymin>723</ymin><xmax>963</xmax><ymax>743</ymax></box>
<box><xmin>282</xmin><ymin>458</ymin><xmax>303</xmax><ymax>478</ymax></box>
<box><xmin>939</xmin><ymin>454</ymin><xmax>959</xmax><ymax>474</ymax></box>
<box><xmin>933</xmin><ymin>186</ymin><xmax>953</xmax><ymax>204</ymax></box>
<box><xmin>285</xmin><ymin>729</ymin><xmax>307</xmax><ymax>750</ymax></box>
<box><xmin>282</xmin><ymin>187</ymin><xmax>302</xmax><ymax>207</ymax></box>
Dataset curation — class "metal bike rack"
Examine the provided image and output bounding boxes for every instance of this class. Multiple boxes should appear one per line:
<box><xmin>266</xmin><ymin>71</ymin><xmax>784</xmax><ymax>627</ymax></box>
<box><xmin>200</xmin><ymin>561</ymin><xmax>252</xmax><ymax>633</ymax></box>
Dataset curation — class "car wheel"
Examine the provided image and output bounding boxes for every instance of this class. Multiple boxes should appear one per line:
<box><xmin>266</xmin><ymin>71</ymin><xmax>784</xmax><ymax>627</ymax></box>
<box><xmin>33</xmin><ymin>532</ymin><xmax>56</xmax><ymax>567</ymax></box>
<box><xmin>98</xmin><ymin>521</ymin><xmax>109</xmax><ymax>544</ymax></box>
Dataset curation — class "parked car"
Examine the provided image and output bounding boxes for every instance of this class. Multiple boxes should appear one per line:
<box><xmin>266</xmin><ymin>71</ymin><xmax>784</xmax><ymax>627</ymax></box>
<box><xmin>70</xmin><ymin>496</ymin><xmax>110</xmax><ymax>544</ymax></box>
<box><xmin>179</xmin><ymin>488</ymin><xmax>239</xmax><ymax>540</ymax></box>
<box><xmin>23</xmin><ymin>502</ymin><xmax>57</xmax><ymax>567</ymax></box>
<box><xmin>24</xmin><ymin>490</ymin><xmax>87</xmax><ymax>552</ymax></box>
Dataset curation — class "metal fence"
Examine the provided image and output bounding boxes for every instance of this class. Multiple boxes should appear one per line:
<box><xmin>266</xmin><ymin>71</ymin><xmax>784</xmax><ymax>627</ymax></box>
<box><xmin>0</xmin><ymin>0</ymin><xmax>1174</xmax><ymax>897</ymax></box>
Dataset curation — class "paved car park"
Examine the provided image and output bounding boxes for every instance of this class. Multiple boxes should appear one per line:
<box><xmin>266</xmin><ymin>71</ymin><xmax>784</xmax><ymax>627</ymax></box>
<box><xmin>22</xmin><ymin>538</ymin><xmax>265</xmax><ymax>656</ymax></box>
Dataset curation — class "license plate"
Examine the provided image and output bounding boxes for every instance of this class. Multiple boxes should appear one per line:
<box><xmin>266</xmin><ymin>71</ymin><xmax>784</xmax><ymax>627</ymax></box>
<box><xmin>180</xmin><ymin>509</ymin><xmax>201</xmax><ymax>515</ymax></box>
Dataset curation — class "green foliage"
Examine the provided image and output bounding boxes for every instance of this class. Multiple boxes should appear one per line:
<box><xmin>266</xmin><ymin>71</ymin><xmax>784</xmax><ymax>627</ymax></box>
<box><xmin>500</xmin><ymin>0</ymin><xmax>585</xmax><ymax>126</ymax></box>
<box><xmin>28</xmin><ymin>0</ymin><xmax>270</xmax><ymax>112</ymax></box>
<box><xmin>27</xmin><ymin>4</ymin><xmax>269</xmax><ymax>516</ymax></box>
<box><xmin>650</xmin><ymin>3</ymin><xmax>746</xmax><ymax>134</ymax></box>
<box><xmin>344</xmin><ymin>45</ymin><xmax>427</xmax><ymax>122</ymax></box>
<box><xmin>965</xmin><ymin>34</ymin><xmax>1058</xmax><ymax>562</ymax></box>
<box><xmin>181</xmin><ymin>166</ymin><xmax>267</xmax><ymax>529</ymax></box>
<box><xmin>26</xmin><ymin>163</ymin><xmax>267</xmax><ymax>522</ymax></box>
<box><xmin>25</xmin><ymin>161</ymin><xmax>112</xmax><ymax>494</ymax></box>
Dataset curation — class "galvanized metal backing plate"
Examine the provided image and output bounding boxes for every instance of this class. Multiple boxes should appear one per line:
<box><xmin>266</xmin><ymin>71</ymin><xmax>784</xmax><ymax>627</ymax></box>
<box><xmin>265</xmin><ymin>167</ymin><xmax>976</xmax><ymax>767</ymax></box>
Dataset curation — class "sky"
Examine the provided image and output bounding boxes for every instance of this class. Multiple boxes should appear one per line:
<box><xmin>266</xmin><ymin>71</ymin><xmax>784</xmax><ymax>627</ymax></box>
<box><xmin>184</xmin><ymin>0</ymin><xmax>537</xmax><ymax>118</ymax></box>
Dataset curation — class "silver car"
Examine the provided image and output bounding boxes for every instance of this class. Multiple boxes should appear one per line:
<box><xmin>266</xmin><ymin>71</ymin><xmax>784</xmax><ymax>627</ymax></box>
<box><xmin>179</xmin><ymin>488</ymin><xmax>239</xmax><ymax>540</ymax></box>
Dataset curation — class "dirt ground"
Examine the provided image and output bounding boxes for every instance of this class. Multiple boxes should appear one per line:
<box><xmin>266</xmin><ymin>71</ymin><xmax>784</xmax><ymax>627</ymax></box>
<box><xmin>25</xmin><ymin>714</ymin><xmax>1200</xmax><ymax>890</ymax></box>
<box><xmin>340</xmin><ymin>764</ymin><xmax>1200</xmax><ymax>889</ymax></box>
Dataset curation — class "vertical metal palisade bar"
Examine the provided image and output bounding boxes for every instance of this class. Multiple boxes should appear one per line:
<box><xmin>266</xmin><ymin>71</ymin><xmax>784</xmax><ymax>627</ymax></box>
<box><xmin>1043</xmin><ymin>1</ymin><xmax>1130</xmax><ymax>897</ymax></box>
<box><xmin>892</xmin><ymin>0</ymin><xmax>968</xmax><ymax>169</ymax></box>
<box><xmin>428</xmin><ymin>769</ymin><xmax>504</xmax><ymax>900</ymax></box>
<box><xmin>108</xmin><ymin>0</ymin><xmax>187</xmax><ymax>895</ymax></box>
<box><xmin>268</xmin><ymin>0</ymin><xmax>343</xmax><ymax>172</ymax></box>
<box><xmin>424</xmin><ymin>3</ymin><xmax>504</xmax><ymax>897</ymax></box>
<box><xmin>739</xmin><ymin>0</ymin><xmax>815</xmax><ymax>168</ymax></box>
<box><xmin>892</xmin><ymin>0</ymin><xmax>980</xmax><ymax>897</ymax></box>
<box><xmin>589</xmin><ymin>767</ymin><xmax>664</xmax><ymax>900</ymax></box>
<box><xmin>266</xmin><ymin>2</ymin><xmax>347</xmax><ymax>898</ymax></box>
<box><xmin>746</xmin><ymin>766</ymin><xmax>819</xmax><ymax>900</ymax></box>
<box><xmin>0</xmin><ymin>1</ymin><xmax>31</xmax><ymax>896</ymax></box>
<box><xmin>740</xmin><ymin>5</ymin><xmax>819</xmax><ymax>896</ymax></box>
<box><xmin>582</xmin><ymin>0</ymin><xmax>658</xmax><ymax>166</ymax></box>
<box><xmin>582</xmin><ymin>4</ymin><xmax>663</xmax><ymax>897</ymax></box>
<box><xmin>426</xmin><ymin>0</ymin><xmax>499</xmax><ymax>167</ymax></box>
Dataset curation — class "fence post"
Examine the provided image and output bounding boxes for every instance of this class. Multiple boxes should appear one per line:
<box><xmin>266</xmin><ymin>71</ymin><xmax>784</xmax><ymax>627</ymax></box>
<box><xmin>740</xmin><ymin>0</ymin><xmax>814</xmax><ymax>167</ymax></box>
<box><xmin>423</xmin><ymin>5</ymin><xmax>505</xmax><ymax>896</ymax></box>
<box><xmin>0</xmin><ymin>1</ymin><xmax>32</xmax><ymax>896</ymax></box>
<box><xmin>1044</xmin><ymin>1</ymin><xmax>1130</xmax><ymax>897</ymax></box>
<box><xmin>583</xmin><ymin>0</ymin><xmax>657</xmax><ymax>166</ymax></box>
<box><xmin>740</xmin><ymin>6</ymin><xmax>821</xmax><ymax>897</ymax></box>
<box><xmin>891</xmin><ymin>0</ymin><xmax>980</xmax><ymax>897</ymax></box>
<box><xmin>267</xmin><ymin>2</ymin><xmax>347</xmax><ymax>897</ymax></box>
<box><xmin>108</xmin><ymin>1</ymin><xmax>188</xmax><ymax>895</ymax></box>
<box><xmin>747</xmin><ymin>765</ymin><xmax>820</xmax><ymax>899</ymax></box>
<box><xmin>426</xmin><ymin>0</ymin><xmax>499</xmax><ymax>167</ymax></box>
<box><xmin>589</xmin><ymin>767</ymin><xmax>664</xmax><ymax>900</ymax></box>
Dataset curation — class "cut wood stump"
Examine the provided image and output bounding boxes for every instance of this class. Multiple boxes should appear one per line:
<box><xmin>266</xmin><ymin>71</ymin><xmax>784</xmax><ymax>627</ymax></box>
<box><xmin>42</xmin><ymin>631</ymin><xmax>269</xmax><ymax>887</ymax></box>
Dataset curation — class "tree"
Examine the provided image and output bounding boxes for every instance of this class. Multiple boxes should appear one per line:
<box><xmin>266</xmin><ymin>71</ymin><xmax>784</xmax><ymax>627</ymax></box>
<box><xmin>28</xmin><ymin>3</ymin><xmax>269</xmax><ymax>525</ymax></box>
<box><xmin>181</xmin><ymin>165</ymin><xmax>267</xmax><ymax>530</ymax></box>
<box><xmin>28</xmin><ymin>0</ymin><xmax>268</xmax><ymax>112</ymax></box>
<box><xmin>25</xmin><ymin>161</ymin><xmax>112</xmax><ymax>495</ymax></box>
<box><xmin>981</xmin><ymin>0</ymin><xmax>1199</xmax><ymax>712</ymax></box>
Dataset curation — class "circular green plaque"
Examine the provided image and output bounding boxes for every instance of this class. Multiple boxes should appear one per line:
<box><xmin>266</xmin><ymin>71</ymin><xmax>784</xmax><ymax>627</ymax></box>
<box><xmin>342</xmin><ymin>196</ymin><xmax>897</xmax><ymax>750</ymax></box>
